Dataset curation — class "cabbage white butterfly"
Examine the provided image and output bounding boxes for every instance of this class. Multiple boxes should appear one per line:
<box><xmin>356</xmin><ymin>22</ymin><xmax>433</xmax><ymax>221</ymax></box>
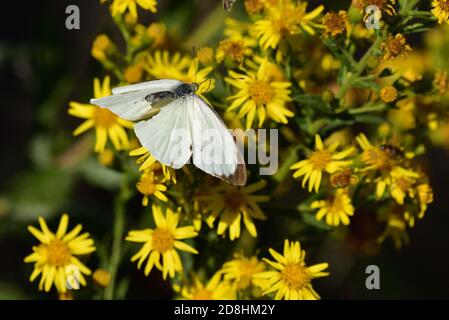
<box><xmin>90</xmin><ymin>79</ymin><xmax>247</xmax><ymax>186</ymax></box>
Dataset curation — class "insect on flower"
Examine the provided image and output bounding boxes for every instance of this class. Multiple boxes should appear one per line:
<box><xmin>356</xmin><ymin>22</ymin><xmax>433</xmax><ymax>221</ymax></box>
<box><xmin>91</xmin><ymin>79</ymin><xmax>247</xmax><ymax>186</ymax></box>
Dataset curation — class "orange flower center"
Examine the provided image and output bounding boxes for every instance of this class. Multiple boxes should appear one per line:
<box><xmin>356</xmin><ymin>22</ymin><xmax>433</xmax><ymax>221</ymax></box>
<box><xmin>281</xmin><ymin>263</ymin><xmax>310</xmax><ymax>290</ymax></box>
<box><xmin>363</xmin><ymin>148</ymin><xmax>392</xmax><ymax>170</ymax></box>
<box><xmin>323</xmin><ymin>12</ymin><xmax>346</xmax><ymax>36</ymax></box>
<box><xmin>309</xmin><ymin>150</ymin><xmax>332</xmax><ymax>170</ymax></box>
<box><xmin>395</xmin><ymin>177</ymin><xmax>412</xmax><ymax>191</ymax></box>
<box><xmin>225</xmin><ymin>192</ymin><xmax>247</xmax><ymax>212</ymax></box>
<box><xmin>45</xmin><ymin>239</ymin><xmax>72</xmax><ymax>267</ymax></box>
<box><xmin>248</xmin><ymin>81</ymin><xmax>274</xmax><ymax>105</ymax></box>
<box><xmin>329</xmin><ymin>194</ymin><xmax>345</xmax><ymax>213</ymax></box>
<box><xmin>151</xmin><ymin>228</ymin><xmax>174</xmax><ymax>253</ymax></box>
<box><xmin>93</xmin><ymin>107</ymin><xmax>117</xmax><ymax>128</ymax></box>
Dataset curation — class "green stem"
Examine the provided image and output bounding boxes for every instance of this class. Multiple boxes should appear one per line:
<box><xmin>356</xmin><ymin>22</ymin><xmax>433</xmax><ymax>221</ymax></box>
<box><xmin>104</xmin><ymin>176</ymin><xmax>129</xmax><ymax>300</ymax></box>
<box><xmin>273</xmin><ymin>144</ymin><xmax>302</xmax><ymax>183</ymax></box>
<box><xmin>336</xmin><ymin>35</ymin><xmax>383</xmax><ymax>100</ymax></box>
<box><xmin>399</xmin><ymin>0</ymin><xmax>420</xmax><ymax>15</ymax></box>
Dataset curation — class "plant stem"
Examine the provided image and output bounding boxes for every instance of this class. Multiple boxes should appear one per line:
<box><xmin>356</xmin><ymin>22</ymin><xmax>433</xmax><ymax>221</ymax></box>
<box><xmin>104</xmin><ymin>175</ymin><xmax>129</xmax><ymax>300</ymax></box>
<box><xmin>336</xmin><ymin>35</ymin><xmax>383</xmax><ymax>100</ymax></box>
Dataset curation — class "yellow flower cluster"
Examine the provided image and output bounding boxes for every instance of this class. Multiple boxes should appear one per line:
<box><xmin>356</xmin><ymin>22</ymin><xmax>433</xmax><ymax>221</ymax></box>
<box><xmin>23</xmin><ymin>0</ymin><xmax>444</xmax><ymax>300</ymax></box>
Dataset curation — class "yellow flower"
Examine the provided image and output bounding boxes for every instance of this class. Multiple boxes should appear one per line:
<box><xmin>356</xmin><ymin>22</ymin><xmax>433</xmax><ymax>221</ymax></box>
<box><xmin>388</xmin><ymin>167</ymin><xmax>419</xmax><ymax>204</ymax></box>
<box><xmin>322</xmin><ymin>11</ymin><xmax>348</xmax><ymax>37</ymax></box>
<box><xmin>124</xmin><ymin>11</ymin><xmax>138</xmax><ymax>26</ymax></box>
<box><xmin>356</xmin><ymin>133</ymin><xmax>395</xmax><ymax>171</ymax></box>
<box><xmin>129</xmin><ymin>146</ymin><xmax>176</xmax><ymax>183</ymax></box>
<box><xmin>111</xmin><ymin>0</ymin><xmax>157</xmax><ymax>19</ymax></box>
<box><xmin>68</xmin><ymin>76</ymin><xmax>133</xmax><ymax>153</ymax></box>
<box><xmin>254</xmin><ymin>3</ymin><xmax>324</xmax><ymax>50</ymax></box>
<box><xmin>136</xmin><ymin>170</ymin><xmax>168</xmax><ymax>206</ymax></box>
<box><xmin>145</xmin><ymin>51</ymin><xmax>214</xmax><ymax>93</ymax></box>
<box><xmin>226</xmin><ymin>61</ymin><xmax>293</xmax><ymax>128</ymax></box>
<box><xmin>291</xmin><ymin>135</ymin><xmax>355</xmax><ymax>193</ymax></box>
<box><xmin>216</xmin><ymin>38</ymin><xmax>252</xmax><ymax>66</ymax></box>
<box><xmin>433</xmin><ymin>69</ymin><xmax>448</xmax><ymax>94</ymax></box>
<box><xmin>98</xmin><ymin>149</ymin><xmax>114</xmax><ymax>166</ymax></box>
<box><xmin>145</xmin><ymin>50</ymin><xmax>190</xmax><ymax>78</ymax></box>
<box><xmin>244</xmin><ymin>0</ymin><xmax>265</xmax><ymax>15</ymax></box>
<box><xmin>124</xmin><ymin>63</ymin><xmax>143</xmax><ymax>83</ymax></box>
<box><xmin>91</xmin><ymin>34</ymin><xmax>113</xmax><ymax>61</ymax></box>
<box><xmin>196</xmin><ymin>46</ymin><xmax>214</xmax><ymax>66</ymax></box>
<box><xmin>380</xmin><ymin>85</ymin><xmax>398</xmax><ymax>103</ymax></box>
<box><xmin>126</xmin><ymin>204</ymin><xmax>198</xmax><ymax>279</ymax></box>
<box><xmin>178</xmin><ymin>272</ymin><xmax>236</xmax><ymax>300</ymax></box>
<box><xmin>24</xmin><ymin>214</ymin><xmax>96</xmax><ymax>293</ymax></box>
<box><xmin>196</xmin><ymin>180</ymin><xmax>269</xmax><ymax>241</ymax></box>
<box><xmin>92</xmin><ymin>268</ymin><xmax>111</xmax><ymax>288</ymax></box>
<box><xmin>255</xmin><ymin>239</ymin><xmax>329</xmax><ymax>300</ymax></box>
<box><xmin>381</xmin><ymin>33</ymin><xmax>412</xmax><ymax>61</ymax></box>
<box><xmin>432</xmin><ymin>0</ymin><xmax>449</xmax><ymax>24</ymax></box>
<box><xmin>220</xmin><ymin>253</ymin><xmax>266</xmax><ymax>290</ymax></box>
<box><xmin>311</xmin><ymin>189</ymin><xmax>355</xmax><ymax>226</ymax></box>
<box><xmin>417</xmin><ymin>183</ymin><xmax>433</xmax><ymax>218</ymax></box>
<box><xmin>146</xmin><ymin>22</ymin><xmax>167</xmax><ymax>47</ymax></box>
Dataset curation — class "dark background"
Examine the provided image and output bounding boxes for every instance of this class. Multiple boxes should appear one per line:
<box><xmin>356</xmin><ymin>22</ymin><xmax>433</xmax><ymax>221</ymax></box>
<box><xmin>0</xmin><ymin>0</ymin><xmax>448</xmax><ymax>299</ymax></box>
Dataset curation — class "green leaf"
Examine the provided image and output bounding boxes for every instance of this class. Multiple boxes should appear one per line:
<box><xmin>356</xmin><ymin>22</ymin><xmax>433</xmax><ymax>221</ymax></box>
<box><xmin>78</xmin><ymin>157</ymin><xmax>123</xmax><ymax>191</ymax></box>
<box><xmin>294</xmin><ymin>94</ymin><xmax>328</xmax><ymax>109</ymax></box>
<box><xmin>352</xmin><ymin>77</ymin><xmax>380</xmax><ymax>90</ymax></box>
<box><xmin>322</xmin><ymin>37</ymin><xmax>356</xmax><ymax>71</ymax></box>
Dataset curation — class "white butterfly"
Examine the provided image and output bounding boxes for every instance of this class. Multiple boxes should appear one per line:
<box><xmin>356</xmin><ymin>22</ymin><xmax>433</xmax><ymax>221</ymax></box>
<box><xmin>90</xmin><ymin>79</ymin><xmax>247</xmax><ymax>186</ymax></box>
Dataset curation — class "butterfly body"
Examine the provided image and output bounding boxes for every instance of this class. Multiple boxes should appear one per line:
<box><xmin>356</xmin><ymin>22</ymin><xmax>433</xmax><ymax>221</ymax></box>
<box><xmin>145</xmin><ymin>83</ymin><xmax>199</xmax><ymax>103</ymax></box>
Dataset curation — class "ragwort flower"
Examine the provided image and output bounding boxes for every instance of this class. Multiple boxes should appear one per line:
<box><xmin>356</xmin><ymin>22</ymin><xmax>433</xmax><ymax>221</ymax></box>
<box><xmin>24</xmin><ymin>214</ymin><xmax>96</xmax><ymax>293</ymax></box>
<box><xmin>126</xmin><ymin>204</ymin><xmax>198</xmax><ymax>279</ymax></box>
<box><xmin>290</xmin><ymin>135</ymin><xmax>355</xmax><ymax>193</ymax></box>
<box><xmin>68</xmin><ymin>76</ymin><xmax>133</xmax><ymax>153</ymax></box>
<box><xmin>255</xmin><ymin>239</ymin><xmax>329</xmax><ymax>300</ymax></box>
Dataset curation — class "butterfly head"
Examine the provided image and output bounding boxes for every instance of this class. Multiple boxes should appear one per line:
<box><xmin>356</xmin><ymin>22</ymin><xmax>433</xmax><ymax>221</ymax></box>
<box><xmin>175</xmin><ymin>83</ymin><xmax>198</xmax><ymax>96</ymax></box>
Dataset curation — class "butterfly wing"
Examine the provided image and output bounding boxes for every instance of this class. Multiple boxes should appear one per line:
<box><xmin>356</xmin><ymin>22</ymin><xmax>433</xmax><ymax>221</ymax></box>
<box><xmin>189</xmin><ymin>95</ymin><xmax>246</xmax><ymax>186</ymax></box>
<box><xmin>134</xmin><ymin>98</ymin><xmax>192</xmax><ymax>169</ymax></box>
<box><xmin>111</xmin><ymin>79</ymin><xmax>182</xmax><ymax>95</ymax></box>
<box><xmin>90</xmin><ymin>79</ymin><xmax>183</xmax><ymax>121</ymax></box>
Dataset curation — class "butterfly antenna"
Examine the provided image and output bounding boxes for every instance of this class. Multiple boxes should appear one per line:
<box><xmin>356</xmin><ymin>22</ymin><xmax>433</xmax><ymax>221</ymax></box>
<box><xmin>200</xmin><ymin>78</ymin><xmax>212</xmax><ymax>94</ymax></box>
